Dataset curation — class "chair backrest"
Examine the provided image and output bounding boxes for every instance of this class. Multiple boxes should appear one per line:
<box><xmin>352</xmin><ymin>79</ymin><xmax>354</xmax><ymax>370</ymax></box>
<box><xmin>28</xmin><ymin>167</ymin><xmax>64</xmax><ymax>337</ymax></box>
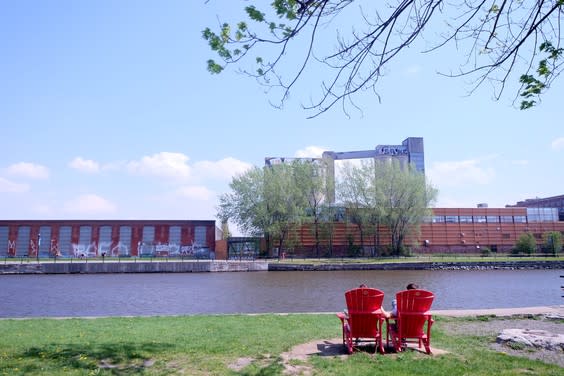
<box><xmin>344</xmin><ymin>288</ymin><xmax>385</xmax><ymax>338</ymax></box>
<box><xmin>395</xmin><ymin>289</ymin><xmax>434</xmax><ymax>338</ymax></box>
<box><xmin>345</xmin><ymin>287</ymin><xmax>384</xmax><ymax>313</ymax></box>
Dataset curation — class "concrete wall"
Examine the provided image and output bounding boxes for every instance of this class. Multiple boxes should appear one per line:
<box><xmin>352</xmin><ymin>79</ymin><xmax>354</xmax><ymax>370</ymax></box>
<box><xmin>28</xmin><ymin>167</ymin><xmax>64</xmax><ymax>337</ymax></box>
<box><xmin>0</xmin><ymin>260</ymin><xmax>268</xmax><ymax>274</ymax></box>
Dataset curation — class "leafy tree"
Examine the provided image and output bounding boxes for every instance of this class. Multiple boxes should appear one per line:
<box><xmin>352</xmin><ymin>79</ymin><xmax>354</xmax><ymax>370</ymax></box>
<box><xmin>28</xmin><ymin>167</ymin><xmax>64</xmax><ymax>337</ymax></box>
<box><xmin>373</xmin><ymin>159</ymin><xmax>437</xmax><ymax>255</ymax></box>
<box><xmin>337</xmin><ymin>161</ymin><xmax>377</xmax><ymax>255</ymax></box>
<box><xmin>514</xmin><ymin>232</ymin><xmax>537</xmax><ymax>255</ymax></box>
<box><xmin>291</xmin><ymin>160</ymin><xmax>330</xmax><ymax>257</ymax></box>
<box><xmin>217</xmin><ymin>161</ymin><xmax>314</xmax><ymax>256</ymax></box>
<box><xmin>204</xmin><ymin>1</ymin><xmax>564</xmax><ymax>117</ymax></box>
<box><xmin>542</xmin><ymin>231</ymin><xmax>562</xmax><ymax>255</ymax></box>
<box><xmin>337</xmin><ymin>159</ymin><xmax>436</xmax><ymax>256</ymax></box>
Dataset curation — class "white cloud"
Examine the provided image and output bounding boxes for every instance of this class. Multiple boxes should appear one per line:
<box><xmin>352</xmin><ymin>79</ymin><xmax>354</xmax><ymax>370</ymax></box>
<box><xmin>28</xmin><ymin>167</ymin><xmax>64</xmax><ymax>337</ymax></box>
<box><xmin>6</xmin><ymin>162</ymin><xmax>49</xmax><ymax>179</ymax></box>
<box><xmin>294</xmin><ymin>146</ymin><xmax>326</xmax><ymax>158</ymax></box>
<box><xmin>193</xmin><ymin>157</ymin><xmax>252</xmax><ymax>180</ymax></box>
<box><xmin>69</xmin><ymin>157</ymin><xmax>100</xmax><ymax>173</ymax></box>
<box><xmin>0</xmin><ymin>177</ymin><xmax>29</xmax><ymax>193</ymax></box>
<box><xmin>63</xmin><ymin>194</ymin><xmax>117</xmax><ymax>215</ymax></box>
<box><xmin>126</xmin><ymin>152</ymin><xmax>191</xmax><ymax>180</ymax></box>
<box><xmin>175</xmin><ymin>185</ymin><xmax>214</xmax><ymax>200</ymax></box>
<box><xmin>551</xmin><ymin>137</ymin><xmax>564</xmax><ymax>151</ymax></box>
<box><xmin>427</xmin><ymin>159</ymin><xmax>495</xmax><ymax>187</ymax></box>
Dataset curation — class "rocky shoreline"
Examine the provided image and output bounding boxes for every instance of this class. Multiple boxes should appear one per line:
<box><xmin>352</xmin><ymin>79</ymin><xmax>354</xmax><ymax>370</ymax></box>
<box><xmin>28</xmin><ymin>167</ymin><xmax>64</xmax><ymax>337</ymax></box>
<box><xmin>268</xmin><ymin>260</ymin><xmax>564</xmax><ymax>271</ymax></box>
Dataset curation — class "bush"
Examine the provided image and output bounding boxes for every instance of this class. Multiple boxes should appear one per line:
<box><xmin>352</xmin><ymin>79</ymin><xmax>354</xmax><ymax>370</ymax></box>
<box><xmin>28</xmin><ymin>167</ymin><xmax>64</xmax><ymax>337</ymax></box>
<box><xmin>514</xmin><ymin>232</ymin><xmax>536</xmax><ymax>255</ymax></box>
<box><xmin>542</xmin><ymin>231</ymin><xmax>562</xmax><ymax>256</ymax></box>
<box><xmin>480</xmin><ymin>247</ymin><xmax>491</xmax><ymax>257</ymax></box>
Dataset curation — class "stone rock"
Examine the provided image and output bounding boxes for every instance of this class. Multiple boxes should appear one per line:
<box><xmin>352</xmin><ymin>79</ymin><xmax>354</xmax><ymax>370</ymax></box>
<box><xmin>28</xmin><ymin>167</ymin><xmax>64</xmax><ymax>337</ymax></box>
<box><xmin>497</xmin><ymin>329</ymin><xmax>564</xmax><ymax>351</ymax></box>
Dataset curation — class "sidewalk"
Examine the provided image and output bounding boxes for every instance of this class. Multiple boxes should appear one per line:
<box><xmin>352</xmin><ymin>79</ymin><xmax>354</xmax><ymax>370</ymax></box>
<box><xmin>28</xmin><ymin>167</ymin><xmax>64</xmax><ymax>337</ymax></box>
<box><xmin>431</xmin><ymin>305</ymin><xmax>564</xmax><ymax>317</ymax></box>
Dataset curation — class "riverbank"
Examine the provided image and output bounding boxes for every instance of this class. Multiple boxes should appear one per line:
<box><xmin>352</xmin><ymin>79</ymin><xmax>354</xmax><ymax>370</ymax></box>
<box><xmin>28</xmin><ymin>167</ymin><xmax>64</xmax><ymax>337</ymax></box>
<box><xmin>1</xmin><ymin>312</ymin><xmax>562</xmax><ymax>375</ymax></box>
<box><xmin>0</xmin><ymin>259</ymin><xmax>563</xmax><ymax>274</ymax></box>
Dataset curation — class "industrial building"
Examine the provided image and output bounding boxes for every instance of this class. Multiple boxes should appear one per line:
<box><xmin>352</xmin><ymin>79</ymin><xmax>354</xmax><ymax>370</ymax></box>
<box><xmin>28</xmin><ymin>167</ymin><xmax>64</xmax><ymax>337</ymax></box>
<box><xmin>266</xmin><ymin>137</ymin><xmax>425</xmax><ymax>203</ymax></box>
<box><xmin>508</xmin><ymin>194</ymin><xmax>564</xmax><ymax>221</ymax></box>
<box><xmin>276</xmin><ymin>206</ymin><xmax>564</xmax><ymax>257</ymax></box>
<box><xmin>0</xmin><ymin>220</ymin><xmax>218</xmax><ymax>258</ymax></box>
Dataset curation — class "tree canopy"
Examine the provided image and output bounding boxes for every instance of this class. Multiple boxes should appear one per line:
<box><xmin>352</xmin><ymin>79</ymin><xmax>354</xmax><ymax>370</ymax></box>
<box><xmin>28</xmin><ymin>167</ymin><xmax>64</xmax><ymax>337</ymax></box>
<box><xmin>338</xmin><ymin>159</ymin><xmax>437</xmax><ymax>255</ymax></box>
<box><xmin>204</xmin><ymin>1</ymin><xmax>563</xmax><ymax>117</ymax></box>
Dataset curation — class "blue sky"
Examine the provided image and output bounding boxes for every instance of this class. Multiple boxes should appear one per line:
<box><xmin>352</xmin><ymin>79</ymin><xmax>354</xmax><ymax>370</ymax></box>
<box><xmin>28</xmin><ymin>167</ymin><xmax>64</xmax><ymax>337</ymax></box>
<box><xmin>1</xmin><ymin>1</ymin><xmax>562</xmax><ymax>233</ymax></box>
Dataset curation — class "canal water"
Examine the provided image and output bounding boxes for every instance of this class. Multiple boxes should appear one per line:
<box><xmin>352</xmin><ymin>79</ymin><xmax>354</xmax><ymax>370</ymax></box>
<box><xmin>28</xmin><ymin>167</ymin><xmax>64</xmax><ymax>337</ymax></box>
<box><xmin>0</xmin><ymin>269</ymin><xmax>562</xmax><ymax>318</ymax></box>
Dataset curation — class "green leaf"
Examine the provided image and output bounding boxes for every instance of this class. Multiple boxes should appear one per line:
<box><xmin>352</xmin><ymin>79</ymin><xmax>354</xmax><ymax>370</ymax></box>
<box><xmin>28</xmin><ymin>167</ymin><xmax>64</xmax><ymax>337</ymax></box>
<box><xmin>207</xmin><ymin>59</ymin><xmax>224</xmax><ymax>74</ymax></box>
<box><xmin>245</xmin><ymin>6</ymin><xmax>265</xmax><ymax>22</ymax></box>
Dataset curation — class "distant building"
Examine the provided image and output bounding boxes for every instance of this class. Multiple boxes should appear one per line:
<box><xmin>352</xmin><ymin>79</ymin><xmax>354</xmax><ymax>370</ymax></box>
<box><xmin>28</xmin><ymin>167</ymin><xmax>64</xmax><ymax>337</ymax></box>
<box><xmin>266</xmin><ymin>137</ymin><xmax>425</xmax><ymax>203</ymax></box>
<box><xmin>508</xmin><ymin>194</ymin><xmax>564</xmax><ymax>221</ymax></box>
<box><xmin>0</xmin><ymin>220</ymin><xmax>217</xmax><ymax>258</ymax></box>
<box><xmin>269</xmin><ymin>206</ymin><xmax>564</xmax><ymax>256</ymax></box>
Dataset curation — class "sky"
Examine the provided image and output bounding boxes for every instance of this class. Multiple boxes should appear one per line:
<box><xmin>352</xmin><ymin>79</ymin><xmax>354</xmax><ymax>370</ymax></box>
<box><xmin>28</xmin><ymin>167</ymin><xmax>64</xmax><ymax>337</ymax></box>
<box><xmin>1</xmin><ymin>1</ymin><xmax>563</xmax><ymax>235</ymax></box>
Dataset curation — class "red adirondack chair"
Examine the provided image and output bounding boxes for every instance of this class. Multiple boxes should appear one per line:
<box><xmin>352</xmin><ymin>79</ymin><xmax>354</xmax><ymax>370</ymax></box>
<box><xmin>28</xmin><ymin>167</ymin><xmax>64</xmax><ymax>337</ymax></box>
<box><xmin>388</xmin><ymin>289</ymin><xmax>434</xmax><ymax>354</ymax></box>
<box><xmin>336</xmin><ymin>287</ymin><xmax>386</xmax><ymax>354</ymax></box>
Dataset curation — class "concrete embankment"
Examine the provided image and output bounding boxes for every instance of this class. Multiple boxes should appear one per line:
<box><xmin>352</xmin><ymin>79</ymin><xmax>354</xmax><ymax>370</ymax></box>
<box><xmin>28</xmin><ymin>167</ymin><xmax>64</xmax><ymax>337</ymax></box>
<box><xmin>268</xmin><ymin>260</ymin><xmax>564</xmax><ymax>271</ymax></box>
<box><xmin>1</xmin><ymin>259</ymin><xmax>562</xmax><ymax>274</ymax></box>
<box><xmin>0</xmin><ymin>260</ymin><xmax>269</xmax><ymax>274</ymax></box>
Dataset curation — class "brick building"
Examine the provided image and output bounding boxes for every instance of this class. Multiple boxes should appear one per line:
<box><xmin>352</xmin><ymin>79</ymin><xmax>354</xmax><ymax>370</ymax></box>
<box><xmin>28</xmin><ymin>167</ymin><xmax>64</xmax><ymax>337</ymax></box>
<box><xmin>0</xmin><ymin>220</ymin><xmax>217</xmax><ymax>258</ymax></box>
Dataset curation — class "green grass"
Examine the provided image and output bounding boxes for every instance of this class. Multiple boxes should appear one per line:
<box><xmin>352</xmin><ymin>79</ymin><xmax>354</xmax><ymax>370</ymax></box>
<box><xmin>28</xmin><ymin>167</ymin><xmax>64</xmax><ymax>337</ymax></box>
<box><xmin>275</xmin><ymin>254</ymin><xmax>564</xmax><ymax>264</ymax></box>
<box><xmin>0</xmin><ymin>314</ymin><xmax>561</xmax><ymax>375</ymax></box>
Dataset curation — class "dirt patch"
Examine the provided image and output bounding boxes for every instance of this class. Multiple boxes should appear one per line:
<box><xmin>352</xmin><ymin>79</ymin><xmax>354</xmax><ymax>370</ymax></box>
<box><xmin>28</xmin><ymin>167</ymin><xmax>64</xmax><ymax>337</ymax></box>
<box><xmin>228</xmin><ymin>357</ymin><xmax>254</xmax><ymax>372</ymax></box>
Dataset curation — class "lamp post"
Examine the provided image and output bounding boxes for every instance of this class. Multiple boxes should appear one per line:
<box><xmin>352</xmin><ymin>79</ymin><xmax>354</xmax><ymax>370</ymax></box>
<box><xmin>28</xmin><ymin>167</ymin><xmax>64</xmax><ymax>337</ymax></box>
<box><xmin>36</xmin><ymin>233</ymin><xmax>41</xmax><ymax>263</ymax></box>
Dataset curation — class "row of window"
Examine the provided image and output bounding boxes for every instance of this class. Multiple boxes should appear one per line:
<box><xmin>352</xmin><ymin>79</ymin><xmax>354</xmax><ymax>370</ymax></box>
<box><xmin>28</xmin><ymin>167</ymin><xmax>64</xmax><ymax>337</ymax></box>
<box><xmin>428</xmin><ymin>215</ymin><xmax>528</xmax><ymax>224</ymax></box>
<box><xmin>428</xmin><ymin>208</ymin><xmax>559</xmax><ymax>224</ymax></box>
<box><xmin>0</xmin><ymin>225</ymin><xmax>208</xmax><ymax>257</ymax></box>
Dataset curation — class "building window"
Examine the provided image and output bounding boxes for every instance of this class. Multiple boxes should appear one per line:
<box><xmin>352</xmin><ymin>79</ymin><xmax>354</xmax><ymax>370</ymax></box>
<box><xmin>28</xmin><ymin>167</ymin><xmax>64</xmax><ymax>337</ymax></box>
<box><xmin>16</xmin><ymin>226</ymin><xmax>30</xmax><ymax>256</ymax></box>
<box><xmin>500</xmin><ymin>216</ymin><xmax>513</xmax><ymax>223</ymax></box>
<box><xmin>502</xmin><ymin>233</ymin><xmax>511</xmax><ymax>239</ymax></box>
<box><xmin>79</xmin><ymin>226</ymin><xmax>93</xmax><ymax>256</ymax></box>
<box><xmin>142</xmin><ymin>226</ymin><xmax>155</xmax><ymax>243</ymax></box>
<box><xmin>0</xmin><ymin>226</ymin><xmax>8</xmax><ymax>257</ymax></box>
<box><xmin>39</xmin><ymin>226</ymin><xmax>51</xmax><ymax>257</ymax></box>
<box><xmin>59</xmin><ymin>226</ymin><xmax>72</xmax><ymax>256</ymax></box>
<box><xmin>526</xmin><ymin>207</ymin><xmax>558</xmax><ymax>222</ymax></box>
<box><xmin>119</xmin><ymin>226</ymin><xmax>132</xmax><ymax>256</ymax></box>
<box><xmin>514</xmin><ymin>216</ymin><xmax>527</xmax><ymax>223</ymax></box>
<box><xmin>432</xmin><ymin>216</ymin><xmax>445</xmax><ymax>223</ymax></box>
<box><xmin>140</xmin><ymin>226</ymin><xmax>156</xmax><ymax>257</ymax></box>
<box><xmin>194</xmin><ymin>226</ymin><xmax>207</xmax><ymax>247</ymax></box>
<box><xmin>169</xmin><ymin>226</ymin><xmax>181</xmax><ymax>245</ymax></box>
<box><xmin>99</xmin><ymin>226</ymin><xmax>112</xmax><ymax>256</ymax></box>
<box><xmin>445</xmin><ymin>216</ymin><xmax>459</xmax><ymax>223</ymax></box>
<box><xmin>474</xmin><ymin>216</ymin><xmax>486</xmax><ymax>223</ymax></box>
<box><xmin>459</xmin><ymin>216</ymin><xmax>473</xmax><ymax>223</ymax></box>
<box><xmin>487</xmin><ymin>216</ymin><xmax>499</xmax><ymax>223</ymax></box>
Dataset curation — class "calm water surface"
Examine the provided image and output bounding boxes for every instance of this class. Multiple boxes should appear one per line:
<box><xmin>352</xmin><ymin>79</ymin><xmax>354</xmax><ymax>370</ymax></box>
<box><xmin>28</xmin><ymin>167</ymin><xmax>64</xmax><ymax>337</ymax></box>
<box><xmin>0</xmin><ymin>269</ymin><xmax>562</xmax><ymax>318</ymax></box>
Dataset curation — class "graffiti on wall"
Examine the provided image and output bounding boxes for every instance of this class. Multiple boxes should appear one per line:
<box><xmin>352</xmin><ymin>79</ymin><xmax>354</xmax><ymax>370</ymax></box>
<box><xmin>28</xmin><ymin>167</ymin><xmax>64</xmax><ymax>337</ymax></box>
<box><xmin>5</xmin><ymin>239</ymin><xmax>210</xmax><ymax>258</ymax></box>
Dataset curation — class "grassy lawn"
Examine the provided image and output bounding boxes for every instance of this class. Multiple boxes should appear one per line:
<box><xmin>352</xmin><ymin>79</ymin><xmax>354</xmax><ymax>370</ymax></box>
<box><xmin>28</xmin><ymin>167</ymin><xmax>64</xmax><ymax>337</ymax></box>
<box><xmin>273</xmin><ymin>254</ymin><xmax>564</xmax><ymax>264</ymax></box>
<box><xmin>0</xmin><ymin>314</ymin><xmax>561</xmax><ymax>375</ymax></box>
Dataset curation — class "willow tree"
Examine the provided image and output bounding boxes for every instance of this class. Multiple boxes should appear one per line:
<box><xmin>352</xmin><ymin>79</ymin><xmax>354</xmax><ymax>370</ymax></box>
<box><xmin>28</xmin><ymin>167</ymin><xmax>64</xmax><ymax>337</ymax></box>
<box><xmin>337</xmin><ymin>161</ymin><xmax>377</xmax><ymax>255</ymax></box>
<box><xmin>204</xmin><ymin>1</ymin><xmax>563</xmax><ymax>116</ymax></box>
<box><xmin>338</xmin><ymin>159</ymin><xmax>437</xmax><ymax>256</ymax></box>
<box><xmin>217</xmin><ymin>161</ymin><xmax>313</xmax><ymax>255</ymax></box>
<box><xmin>374</xmin><ymin>159</ymin><xmax>437</xmax><ymax>255</ymax></box>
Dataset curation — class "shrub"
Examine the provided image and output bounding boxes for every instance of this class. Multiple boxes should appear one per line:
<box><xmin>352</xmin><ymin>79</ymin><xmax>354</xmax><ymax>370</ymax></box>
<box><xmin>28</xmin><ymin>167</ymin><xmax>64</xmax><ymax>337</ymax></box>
<box><xmin>480</xmin><ymin>247</ymin><xmax>491</xmax><ymax>257</ymax></box>
<box><xmin>514</xmin><ymin>232</ymin><xmax>536</xmax><ymax>255</ymax></box>
<box><xmin>542</xmin><ymin>231</ymin><xmax>562</xmax><ymax>256</ymax></box>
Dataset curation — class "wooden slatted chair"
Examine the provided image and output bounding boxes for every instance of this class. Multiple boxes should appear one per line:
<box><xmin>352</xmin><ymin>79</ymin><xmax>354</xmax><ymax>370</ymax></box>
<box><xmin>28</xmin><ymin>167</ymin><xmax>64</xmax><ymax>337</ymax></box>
<box><xmin>388</xmin><ymin>289</ymin><xmax>434</xmax><ymax>354</ymax></box>
<box><xmin>336</xmin><ymin>287</ymin><xmax>386</xmax><ymax>354</ymax></box>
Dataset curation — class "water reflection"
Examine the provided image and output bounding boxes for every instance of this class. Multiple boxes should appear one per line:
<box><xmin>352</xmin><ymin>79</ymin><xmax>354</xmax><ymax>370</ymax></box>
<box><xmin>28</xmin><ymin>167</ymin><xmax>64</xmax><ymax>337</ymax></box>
<box><xmin>0</xmin><ymin>269</ymin><xmax>561</xmax><ymax>318</ymax></box>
